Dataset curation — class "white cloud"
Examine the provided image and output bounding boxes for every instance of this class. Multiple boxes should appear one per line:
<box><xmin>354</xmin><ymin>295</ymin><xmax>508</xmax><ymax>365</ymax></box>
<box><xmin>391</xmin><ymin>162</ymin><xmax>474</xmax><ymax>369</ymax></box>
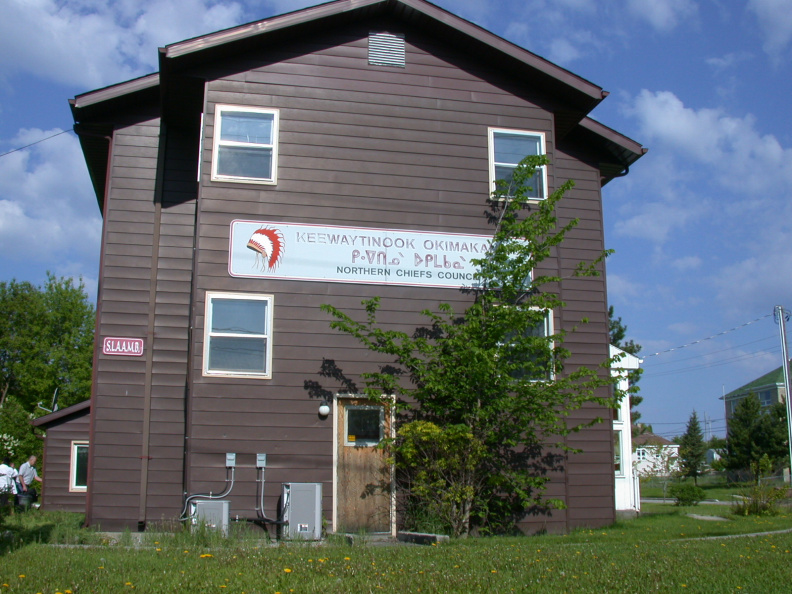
<box><xmin>626</xmin><ymin>0</ymin><xmax>698</xmax><ymax>32</ymax></box>
<box><xmin>705</xmin><ymin>52</ymin><xmax>753</xmax><ymax>71</ymax></box>
<box><xmin>714</xmin><ymin>233</ymin><xmax>792</xmax><ymax>313</ymax></box>
<box><xmin>0</xmin><ymin>129</ymin><xmax>101</xmax><ymax>280</ymax></box>
<box><xmin>0</xmin><ymin>0</ymin><xmax>247</xmax><ymax>89</ymax></box>
<box><xmin>625</xmin><ymin>90</ymin><xmax>792</xmax><ymax>197</ymax></box>
<box><xmin>670</xmin><ymin>256</ymin><xmax>702</xmax><ymax>271</ymax></box>
<box><xmin>667</xmin><ymin>321</ymin><xmax>698</xmax><ymax>334</ymax></box>
<box><xmin>606</xmin><ymin>273</ymin><xmax>642</xmax><ymax>303</ymax></box>
<box><xmin>748</xmin><ymin>0</ymin><xmax>792</xmax><ymax>61</ymax></box>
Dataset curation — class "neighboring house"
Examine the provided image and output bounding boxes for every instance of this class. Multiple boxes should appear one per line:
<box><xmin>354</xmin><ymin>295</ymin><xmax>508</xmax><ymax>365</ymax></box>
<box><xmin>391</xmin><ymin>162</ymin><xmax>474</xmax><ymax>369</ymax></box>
<box><xmin>31</xmin><ymin>400</ymin><xmax>90</xmax><ymax>513</ymax></box>
<box><xmin>70</xmin><ymin>0</ymin><xmax>644</xmax><ymax>533</ymax></box>
<box><xmin>722</xmin><ymin>364</ymin><xmax>788</xmax><ymax>422</ymax></box>
<box><xmin>633</xmin><ymin>433</ymin><xmax>680</xmax><ymax>477</ymax></box>
<box><xmin>611</xmin><ymin>346</ymin><xmax>641</xmax><ymax>515</ymax></box>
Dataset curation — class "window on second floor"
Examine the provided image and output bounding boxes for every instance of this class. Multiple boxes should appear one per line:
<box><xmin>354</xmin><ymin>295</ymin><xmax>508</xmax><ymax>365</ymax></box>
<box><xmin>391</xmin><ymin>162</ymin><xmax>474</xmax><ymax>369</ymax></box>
<box><xmin>488</xmin><ymin>128</ymin><xmax>547</xmax><ymax>199</ymax></box>
<box><xmin>203</xmin><ymin>292</ymin><xmax>274</xmax><ymax>378</ymax></box>
<box><xmin>211</xmin><ymin>105</ymin><xmax>279</xmax><ymax>184</ymax></box>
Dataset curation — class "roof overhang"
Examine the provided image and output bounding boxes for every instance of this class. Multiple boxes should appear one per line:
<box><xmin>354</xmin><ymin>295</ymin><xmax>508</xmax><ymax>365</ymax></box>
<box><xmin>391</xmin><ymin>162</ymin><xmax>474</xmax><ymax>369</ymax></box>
<box><xmin>32</xmin><ymin>399</ymin><xmax>91</xmax><ymax>428</ymax></box>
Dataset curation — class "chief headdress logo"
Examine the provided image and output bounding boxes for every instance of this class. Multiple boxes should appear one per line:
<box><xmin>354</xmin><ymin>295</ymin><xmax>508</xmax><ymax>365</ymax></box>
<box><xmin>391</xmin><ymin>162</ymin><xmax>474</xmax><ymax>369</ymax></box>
<box><xmin>247</xmin><ymin>227</ymin><xmax>284</xmax><ymax>272</ymax></box>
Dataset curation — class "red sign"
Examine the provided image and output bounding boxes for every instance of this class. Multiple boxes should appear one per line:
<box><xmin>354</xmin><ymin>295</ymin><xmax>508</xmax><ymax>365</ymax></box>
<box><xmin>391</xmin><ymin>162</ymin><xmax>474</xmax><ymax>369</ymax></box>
<box><xmin>102</xmin><ymin>337</ymin><xmax>144</xmax><ymax>357</ymax></box>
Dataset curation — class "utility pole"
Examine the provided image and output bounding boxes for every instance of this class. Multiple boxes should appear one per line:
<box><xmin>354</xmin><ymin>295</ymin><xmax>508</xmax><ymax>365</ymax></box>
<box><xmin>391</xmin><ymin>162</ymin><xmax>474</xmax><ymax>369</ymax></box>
<box><xmin>774</xmin><ymin>305</ymin><xmax>792</xmax><ymax>483</ymax></box>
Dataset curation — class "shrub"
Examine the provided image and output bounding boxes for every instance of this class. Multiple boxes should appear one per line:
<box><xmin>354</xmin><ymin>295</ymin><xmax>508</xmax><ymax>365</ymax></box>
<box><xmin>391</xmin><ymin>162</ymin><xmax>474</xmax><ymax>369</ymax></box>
<box><xmin>732</xmin><ymin>484</ymin><xmax>788</xmax><ymax>516</ymax></box>
<box><xmin>668</xmin><ymin>483</ymin><xmax>705</xmax><ymax>506</ymax></box>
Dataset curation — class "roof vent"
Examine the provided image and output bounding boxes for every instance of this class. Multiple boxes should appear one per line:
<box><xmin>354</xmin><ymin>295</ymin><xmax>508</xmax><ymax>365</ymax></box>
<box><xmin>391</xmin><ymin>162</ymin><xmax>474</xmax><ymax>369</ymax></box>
<box><xmin>368</xmin><ymin>32</ymin><xmax>405</xmax><ymax>67</ymax></box>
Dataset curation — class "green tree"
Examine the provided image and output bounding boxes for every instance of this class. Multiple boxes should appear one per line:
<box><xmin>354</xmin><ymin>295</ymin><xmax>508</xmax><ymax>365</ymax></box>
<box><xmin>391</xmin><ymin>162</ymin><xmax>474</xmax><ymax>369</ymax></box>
<box><xmin>678</xmin><ymin>411</ymin><xmax>706</xmax><ymax>484</ymax></box>
<box><xmin>0</xmin><ymin>274</ymin><xmax>94</xmax><ymax>412</ymax></box>
<box><xmin>322</xmin><ymin>156</ymin><xmax>622</xmax><ymax>536</ymax></box>
<box><xmin>0</xmin><ymin>396</ymin><xmax>42</xmax><ymax>463</ymax></box>
<box><xmin>724</xmin><ymin>394</ymin><xmax>788</xmax><ymax>483</ymax></box>
<box><xmin>608</xmin><ymin>306</ymin><xmax>643</xmax><ymax>427</ymax></box>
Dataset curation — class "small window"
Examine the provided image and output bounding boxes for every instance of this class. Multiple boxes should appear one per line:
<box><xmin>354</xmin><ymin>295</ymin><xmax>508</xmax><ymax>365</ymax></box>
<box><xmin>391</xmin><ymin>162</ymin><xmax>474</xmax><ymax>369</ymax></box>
<box><xmin>488</xmin><ymin>128</ymin><xmax>547</xmax><ymax>199</ymax></box>
<box><xmin>70</xmin><ymin>441</ymin><xmax>89</xmax><ymax>492</ymax></box>
<box><xmin>636</xmin><ymin>448</ymin><xmax>648</xmax><ymax>462</ymax></box>
<box><xmin>203</xmin><ymin>292</ymin><xmax>274</xmax><ymax>378</ymax></box>
<box><xmin>614</xmin><ymin>431</ymin><xmax>623</xmax><ymax>476</ymax></box>
<box><xmin>211</xmin><ymin>105</ymin><xmax>279</xmax><ymax>184</ymax></box>
<box><xmin>345</xmin><ymin>405</ymin><xmax>384</xmax><ymax>446</ymax></box>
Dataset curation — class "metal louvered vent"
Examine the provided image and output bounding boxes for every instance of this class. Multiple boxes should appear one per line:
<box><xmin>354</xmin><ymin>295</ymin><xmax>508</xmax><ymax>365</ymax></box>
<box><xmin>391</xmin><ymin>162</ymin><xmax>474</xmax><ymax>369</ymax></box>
<box><xmin>368</xmin><ymin>32</ymin><xmax>405</xmax><ymax>67</ymax></box>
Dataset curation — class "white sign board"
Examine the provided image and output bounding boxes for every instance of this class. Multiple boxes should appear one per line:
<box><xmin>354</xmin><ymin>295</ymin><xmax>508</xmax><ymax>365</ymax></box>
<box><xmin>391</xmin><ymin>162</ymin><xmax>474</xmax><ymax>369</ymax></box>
<box><xmin>102</xmin><ymin>337</ymin><xmax>144</xmax><ymax>357</ymax></box>
<box><xmin>228</xmin><ymin>220</ymin><xmax>491</xmax><ymax>288</ymax></box>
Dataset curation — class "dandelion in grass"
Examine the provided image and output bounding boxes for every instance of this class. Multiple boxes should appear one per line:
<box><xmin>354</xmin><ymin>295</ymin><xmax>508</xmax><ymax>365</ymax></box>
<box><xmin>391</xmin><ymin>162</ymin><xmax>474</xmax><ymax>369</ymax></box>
<box><xmin>284</xmin><ymin>568</ymin><xmax>292</xmax><ymax>573</ymax></box>
<box><xmin>201</xmin><ymin>554</ymin><xmax>214</xmax><ymax>558</ymax></box>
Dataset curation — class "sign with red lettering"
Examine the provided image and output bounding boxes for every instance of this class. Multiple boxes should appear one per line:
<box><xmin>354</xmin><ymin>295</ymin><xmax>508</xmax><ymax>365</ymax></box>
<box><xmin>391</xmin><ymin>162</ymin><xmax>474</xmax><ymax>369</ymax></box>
<box><xmin>102</xmin><ymin>337</ymin><xmax>144</xmax><ymax>357</ymax></box>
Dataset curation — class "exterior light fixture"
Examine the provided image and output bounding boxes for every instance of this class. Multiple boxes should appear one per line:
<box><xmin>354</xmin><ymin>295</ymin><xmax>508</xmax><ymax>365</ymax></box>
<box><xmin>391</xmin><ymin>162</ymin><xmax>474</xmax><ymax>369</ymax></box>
<box><xmin>318</xmin><ymin>400</ymin><xmax>331</xmax><ymax>417</ymax></box>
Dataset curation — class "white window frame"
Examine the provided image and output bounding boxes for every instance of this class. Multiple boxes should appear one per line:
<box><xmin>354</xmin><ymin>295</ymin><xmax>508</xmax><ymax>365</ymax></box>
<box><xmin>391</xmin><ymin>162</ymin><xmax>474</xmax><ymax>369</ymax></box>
<box><xmin>69</xmin><ymin>440</ymin><xmax>89</xmax><ymax>493</ymax></box>
<box><xmin>344</xmin><ymin>404</ymin><xmax>385</xmax><ymax>447</ymax></box>
<box><xmin>488</xmin><ymin>127</ymin><xmax>547</xmax><ymax>200</ymax></box>
<box><xmin>501</xmin><ymin>308</ymin><xmax>554</xmax><ymax>382</ymax></box>
<box><xmin>636</xmin><ymin>448</ymin><xmax>648</xmax><ymax>462</ymax></box>
<box><xmin>614</xmin><ymin>430</ymin><xmax>624</xmax><ymax>477</ymax></box>
<box><xmin>211</xmin><ymin>105</ymin><xmax>279</xmax><ymax>185</ymax></box>
<box><xmin>203</xmin><ymin>292</ymin><xmax>274</xmax><ymax>379</ymax></box>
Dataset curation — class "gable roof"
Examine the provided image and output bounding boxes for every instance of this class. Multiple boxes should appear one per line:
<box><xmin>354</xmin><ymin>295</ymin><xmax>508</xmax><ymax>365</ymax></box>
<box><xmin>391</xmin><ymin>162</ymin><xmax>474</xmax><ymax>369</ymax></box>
<box><xmin>32</xmin><ymin>399</ymin><xmax>91</xmax><ymax>428</ymax></box>
<box><xmin>723</xmin><ymin>363</ymin><xmax>788</xmax><ymax>400</ymax></box>
<box><xmin>633</xmin><ymin>432</ymin><xmax>677</xmax><ymax>447</ymax></box>
<box><xmin>71</xmin><ymin>0</ymin><xmax>645</xmax><ymax>206</ymax></box>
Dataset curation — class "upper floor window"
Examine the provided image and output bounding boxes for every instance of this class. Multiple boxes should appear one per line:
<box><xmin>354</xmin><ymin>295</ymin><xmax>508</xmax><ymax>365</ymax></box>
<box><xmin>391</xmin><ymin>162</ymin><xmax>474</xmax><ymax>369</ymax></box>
<box><xmin>203</xmin><ymin>292</ymin><xmax>274</xmax><ymax>378</ymax></box>
<box><xmin>636</xmin><ymin>448</ymin><xmax>648</xmax><ymax>462</ymax></box>
<box><xmin>488</xmin><ymin>128</ymin><xmax>546</xmax><ymax>199</ymax></box>
<box><xmin>211</xmin><ymin>105</ymin><xmax>279</xmax><ymax>184</ymax></box>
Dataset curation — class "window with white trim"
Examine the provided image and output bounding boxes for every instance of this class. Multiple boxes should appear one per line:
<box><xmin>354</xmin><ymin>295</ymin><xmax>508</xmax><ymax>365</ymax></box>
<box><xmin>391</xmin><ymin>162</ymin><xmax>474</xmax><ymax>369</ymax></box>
<box><xmin>636</xmin><ymin>448</ymin><xmax>648</xmax><ymax>462</ymax></box>
<box><xmin>488</xmin><ymin>128</ymin><xmax>547</xmax><ymax>199</ymax></box>
<box><xmin>504</xmin><ymin>309</ymin><xmax>554</xmax><ymax>381</ymax></box>
<box><xmin>211</xmin><ymin>105</ymin><xmax>279</xmax><ymax>184</ymax></box>
<box><xmin>70</xmin><ymin>441</ymin><xmax>89</xmax><ymax>492</ymax></box>
<box><xmin>203</xmin><ymin>293</ymin><xmax>274</xmax><ymax>378</ymax></box>
<box><xmin>614</xmin><ymin>430</ymin><xmax>624</xmax><ymax>476</ymax></box>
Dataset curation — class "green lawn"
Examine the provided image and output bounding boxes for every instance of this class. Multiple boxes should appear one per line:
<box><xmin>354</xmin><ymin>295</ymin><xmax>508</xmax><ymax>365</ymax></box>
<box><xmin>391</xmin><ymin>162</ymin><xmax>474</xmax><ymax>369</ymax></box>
<box><xmin>1</xmin><ymin>506</ymin><xmax>791</xmax><ymax>592</ymax></box>
<box><xmin>640</xmin><ymin>476</ymin><xmax>767</xmax><ymax>501</ymax></box>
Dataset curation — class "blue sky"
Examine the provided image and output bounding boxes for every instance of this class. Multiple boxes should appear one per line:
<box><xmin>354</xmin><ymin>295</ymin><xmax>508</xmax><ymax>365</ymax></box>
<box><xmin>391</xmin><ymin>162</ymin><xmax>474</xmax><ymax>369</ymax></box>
<box><xmin>2</xmin><ymin>0</ymin><xmax>791</xmax><ymax>438</ymax></box>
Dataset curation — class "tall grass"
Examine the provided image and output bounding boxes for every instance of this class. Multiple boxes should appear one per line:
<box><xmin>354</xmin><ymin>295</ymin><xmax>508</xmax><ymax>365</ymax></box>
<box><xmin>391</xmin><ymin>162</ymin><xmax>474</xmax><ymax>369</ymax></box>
<box><xmin>0</xmin><ymin>506</ymin><xmax>791</xmax><ymax>592</ymax></box>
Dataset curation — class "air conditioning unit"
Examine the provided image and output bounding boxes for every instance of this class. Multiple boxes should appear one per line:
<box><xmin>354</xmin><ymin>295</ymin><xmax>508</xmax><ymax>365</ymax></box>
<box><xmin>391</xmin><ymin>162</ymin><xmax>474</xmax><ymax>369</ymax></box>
<box><xmin>281</xmin><ymin>483</ymin><xmax>322</xmax><ymax>540</ymax></box>
<box><xmin>194</xmin><ymin>499</ymin><xmax>230</xmax><ymax>536</ymax></box>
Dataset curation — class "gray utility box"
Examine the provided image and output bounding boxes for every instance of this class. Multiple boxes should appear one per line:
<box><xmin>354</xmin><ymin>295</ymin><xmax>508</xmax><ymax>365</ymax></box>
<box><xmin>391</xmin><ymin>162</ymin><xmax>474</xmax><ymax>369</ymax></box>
<box><xmin>194</xmin><ymin>499</ymin><xmax>230</xmax><ymax>536</ymax></box>
<box><xmin>281</xmin><ymin>483</ymin><xmax>322</xmax><ymax>540</ymax></box>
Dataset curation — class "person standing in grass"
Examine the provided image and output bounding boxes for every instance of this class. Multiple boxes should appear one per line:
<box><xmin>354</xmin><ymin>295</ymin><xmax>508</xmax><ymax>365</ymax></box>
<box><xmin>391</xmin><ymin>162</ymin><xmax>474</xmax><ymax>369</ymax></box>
<box><xmin>17</xmin><ymin>455</ymin><xmax>43</xmax><ymax>502</ymax></box>
<box><xmin>0</xmin><ymin>457</ymin><xmax>18</xmax><ymax>507</ymax></box>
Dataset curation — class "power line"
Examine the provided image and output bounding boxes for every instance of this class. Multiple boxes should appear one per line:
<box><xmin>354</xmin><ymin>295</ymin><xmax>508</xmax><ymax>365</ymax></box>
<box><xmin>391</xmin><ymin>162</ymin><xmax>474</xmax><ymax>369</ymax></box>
<box><xmin>644</xmin><ymin>345</ymin><xmax>780</xmax><ymax>378</ymax></box>
<box><xmin>0</xmin><ymin>128</ymin><xmax>74</xmax><ymax>158</ymax></box>
<box><xmin>642</xmin><ymin>313</ymin><xmax>774</xmax><ymax>358</ymax></box>
<box><xmin>643</xmin><ymin>334</ymin><xmax>776</xmax><ymax>368</ymax></box>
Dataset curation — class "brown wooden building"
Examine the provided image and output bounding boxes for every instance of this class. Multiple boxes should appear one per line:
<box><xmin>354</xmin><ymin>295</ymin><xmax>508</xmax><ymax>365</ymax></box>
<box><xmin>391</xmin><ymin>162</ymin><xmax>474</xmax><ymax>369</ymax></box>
<box><xmin>71</xmin><ymin>0</ymin><xmax>644</xmax><ymax>533</ymax></box>
<box><xmin>31</xmin><ymin>400</ymin><xmax>91</xmax><ymax>513</ymax></box>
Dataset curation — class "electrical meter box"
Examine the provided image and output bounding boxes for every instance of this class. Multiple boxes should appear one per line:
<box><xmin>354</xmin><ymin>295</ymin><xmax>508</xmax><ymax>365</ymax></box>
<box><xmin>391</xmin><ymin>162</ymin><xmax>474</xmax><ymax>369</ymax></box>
<box><xmin>281</xmin><ymin>483</ymin><xmax>322</xmax><ymax>540</ymax></box>
<box><xmin>194</xmin><ymin>499</ymin><xmax>230</xmax><ymax>536</ymax></box>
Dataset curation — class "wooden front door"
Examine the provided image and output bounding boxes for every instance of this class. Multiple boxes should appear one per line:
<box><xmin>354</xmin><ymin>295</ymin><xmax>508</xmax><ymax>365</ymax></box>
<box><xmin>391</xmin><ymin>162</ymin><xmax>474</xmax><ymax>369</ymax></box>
<box><xmin>335</xmin><ymin>398</ymin><xmax>391</xmax><ymax>533</ymax></box>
